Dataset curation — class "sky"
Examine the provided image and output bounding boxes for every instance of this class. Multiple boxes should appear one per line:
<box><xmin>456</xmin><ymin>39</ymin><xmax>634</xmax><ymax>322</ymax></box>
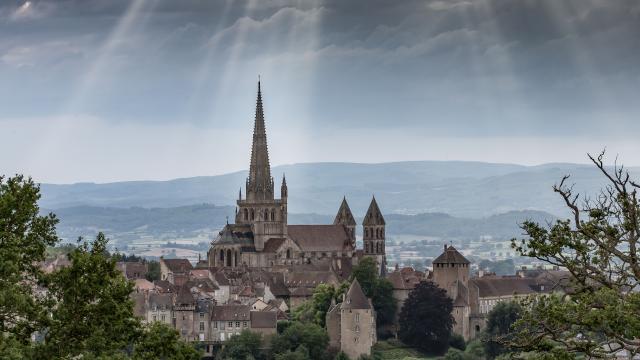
<box><xmin>1</xmin><ymin>0</ymin><xmax>639</xmax><ymax>183</ymax></box>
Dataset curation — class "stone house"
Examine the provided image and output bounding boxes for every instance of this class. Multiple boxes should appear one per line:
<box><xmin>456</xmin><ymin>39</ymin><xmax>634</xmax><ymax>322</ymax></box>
<box><xmin>210</xmin><ymin>304</ymin><xmax>252</xmax><ymax>342</ymax></box>
<box><xmin>326</xmin><ymin>280</ymin><xmax>377</xmax><ymax>360</ymax></box>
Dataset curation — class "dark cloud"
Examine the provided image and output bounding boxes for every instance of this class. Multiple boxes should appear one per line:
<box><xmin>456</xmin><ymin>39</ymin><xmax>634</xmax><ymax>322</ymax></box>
<box><xmin>0</xmin><ymin>0</ymin><xmax>639</xmax><ymax>136</ymax></box>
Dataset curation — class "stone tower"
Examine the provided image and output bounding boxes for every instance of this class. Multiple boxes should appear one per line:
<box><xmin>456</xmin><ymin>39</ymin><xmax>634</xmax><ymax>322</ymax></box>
<box><xmin>432</xmin><ymin>245</ymin><xmax>471</xmax><ymax>340</ymax></box>
<box><xmin>333</xmin><ymin>197</ymin><xmax>356</xmax><ymax>247</ymax></box>
<box><xmin>235</xmin><ymin>81</ymin><xmax>287</xmax><ymax>251</ymax></box>
<box><xmin>363</xmin><ymin>196</ymin><xmax>386</xmax><ymax>275</ymax></box>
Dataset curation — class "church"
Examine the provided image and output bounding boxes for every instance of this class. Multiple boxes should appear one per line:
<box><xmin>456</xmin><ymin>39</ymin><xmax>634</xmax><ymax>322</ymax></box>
<box><xmin>207</xmin><ymin>81</ymin><xmax>387</xmax><ymax>274</ymax></box>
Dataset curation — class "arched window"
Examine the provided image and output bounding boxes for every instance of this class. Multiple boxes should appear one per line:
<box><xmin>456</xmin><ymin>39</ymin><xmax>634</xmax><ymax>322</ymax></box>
<box><xmin>250</xmin><ymin>209</ymin><xmax>255</xmax><ymax>220</ymax></box>
<box><xmin>286</xmin><ymin>249</ymin><xmax>291</xmax><ymax>259</ymax></box>
<box><xmin>376</xmin><ymin>228</ymin><xmax>380</xmax><ymax>239</ymax></box>
<box><xmin>226</xmin><ymin>249</ymin><xmax>232</xmax><ymax>267</ymax></box>
<box><xmin>271</xmin><ymin>209</ymin><xmax>275</xmax><ymax>221</ymax></box>
<box><xmin>219</xmin><ymin>250</ymin><xmax>224</xmax><ymax>261</ymax></box>
<box><xmin>234</xmin><ymin>251</ymin><xmax>238</xmax><ymax>267</ymax></box>
<box><xmin>244</xmin><ymin>208</ymin><xmax>248</xmax><ymax>220</ymax></box>
<box><xmin>365</xmin><ymin>228</ymin><xmax>369</xmax><ymax>238</ymax></box>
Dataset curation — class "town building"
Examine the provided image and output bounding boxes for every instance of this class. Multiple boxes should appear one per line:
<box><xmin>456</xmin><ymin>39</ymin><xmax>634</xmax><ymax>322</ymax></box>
<box><xmin>326</xmin><ymin>279</ymin><xmax>377</xmax><ymax>359</ymax></box>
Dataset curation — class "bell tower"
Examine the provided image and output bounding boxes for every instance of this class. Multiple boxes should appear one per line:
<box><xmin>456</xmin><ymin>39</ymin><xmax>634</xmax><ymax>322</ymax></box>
<box><xmin>363</xmin><ymin>196</ymin><xmax>386</xmax><ymax>275</ymax></box>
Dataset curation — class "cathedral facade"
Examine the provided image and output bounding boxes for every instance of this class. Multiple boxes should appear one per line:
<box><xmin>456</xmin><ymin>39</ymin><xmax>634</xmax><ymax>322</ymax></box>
<box><xmin>207</xmin><ymin>82</ymin><xmax>387</xmax><ymax>273</ymax></box>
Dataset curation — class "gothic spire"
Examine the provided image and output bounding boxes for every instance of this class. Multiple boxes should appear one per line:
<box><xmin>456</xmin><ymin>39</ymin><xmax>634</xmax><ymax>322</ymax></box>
<box><xmin>334</xmin><ymin>196</ymin><xmax>356</xmax><ymax>226</ymax></box>
<box><xmin>247</xmin><ymin>79</ymin><xmax>274</xmax><ymax>200</ymax></box>
<box><xmin>363</xmin><ymin>195</ymin><xmax>385</xmax><ymax>225</ymax></box>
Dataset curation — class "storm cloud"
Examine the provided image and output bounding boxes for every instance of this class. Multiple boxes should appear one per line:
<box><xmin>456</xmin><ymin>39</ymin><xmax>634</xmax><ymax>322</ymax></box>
<box><xmin>1</xmin><ymin>0</ymin><xmax>639</xmax><ymax>182</ymax></box>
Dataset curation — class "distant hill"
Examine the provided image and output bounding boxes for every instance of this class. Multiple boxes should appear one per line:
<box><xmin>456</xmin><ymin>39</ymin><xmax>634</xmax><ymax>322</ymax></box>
<box><xmin>39</xmin><ymin>161</ymin><xmax>638</xmax><ymax>218</ymax></box>
<box><xmin>44</xmin><ymin>204</ymin><xmax>556</xmax><ymax>244</ymax></box>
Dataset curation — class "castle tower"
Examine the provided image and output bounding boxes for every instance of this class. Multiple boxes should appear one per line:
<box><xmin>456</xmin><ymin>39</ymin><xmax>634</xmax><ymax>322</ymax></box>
<box><xmin>334</xmin><ymin>197</ymin><xmax>356</xmax><ymax>246</ymax></box>
<box><xmin>363</xmin><ymin>196</ymin><xmax>386</xmax><ymax>275</ymax></box>
<box><xmin>234</xmin><ymin>80</ymin><xmax>286</xmax><ymax>251</ymax></box>
<box><xmin>432</xmin><ymin>245</ymin><xmax>471</xmax><ymax>340</ymax></box>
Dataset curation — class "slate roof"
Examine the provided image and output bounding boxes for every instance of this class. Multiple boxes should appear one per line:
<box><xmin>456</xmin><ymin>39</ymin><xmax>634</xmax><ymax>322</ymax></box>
<box><xmin>149</xmin><ymin>293</ymin><xmax>172</xmax><ymax>310</ymax></box>
<box><xmin>250</xmin><ymin>311</ymin><xmax>277</xmax><ymax>328</ymax></box>
<box><xmin>175</xmin><ymin>285</ymin><xmax>196</xmax><ymax>306</ymax></box>
<box><xmin>162</xmin><ymin>258</ymin><xmax>193</xmax><ymax>273</ymax></box>
<box><xmin>154</xmin><ymin>280</ymin><xmax>176</xmax><ymax>293</ymax></box>
<box><xmin>433</xmin><ymin>245</ymin><xmax>470</xmax><ymax>265</ymax></box>
<box><xmin>211</xmin><ymin>305</ymin><xmax>251</xmax><ymax>321</ymax></box>
<box><xmin>285</xmin><ymin>271</ymin><xmax>335</xmax><ymax>287</ymax></box>
<box><xmin>212</xmin><ymin>224</ymin><xmax>254</xmax><ymax>247</ymax></box>
<box><xmin>288</xmin><ymin>225</ymin><xmax>352</xmax><ymax>252</ymax></box>
<box><xmin>341</xmin><ymin>279</ymin><xmax>371</xmax><ymax>310</ymax></box>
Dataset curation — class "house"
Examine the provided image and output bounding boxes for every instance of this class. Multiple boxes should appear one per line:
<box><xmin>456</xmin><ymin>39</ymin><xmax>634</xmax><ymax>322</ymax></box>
<box><xmin>160</xmin><ymin>258</ymin><xmax>193</xmax><ymax>286</ymax></box>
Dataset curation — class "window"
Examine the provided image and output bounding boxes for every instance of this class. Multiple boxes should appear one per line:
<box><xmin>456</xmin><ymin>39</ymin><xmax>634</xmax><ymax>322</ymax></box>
<box><xmin>200</xmin><ymin>322</ymin><xmax>205</xmax><ymax>331</ymax></box>
<box><xmin>161</xmin><ymin>314</ymin><xmax>166</xmax><ymax>322</ymax></box>
<box><xmin>200</xmin><ymin>312</ymin><xmax>204</xmax><ymax>319</ymax></box>
<box><xmin>214</xmin><ymin>322</ymin><xmax>218</xmax><ymax>329</ymax></box>
<box><xmin>243</xmin><ymin>321</ymin><xmax>248</xmax><ymax>328</ymax></box>
<box><xmin>153</xmin><ymin>315</ymin><xmax>157</xmax><ymax>322</ymax></box>
<box><xmin>228</xmin><ymin>321</ymin><xmax>233</xmax><ymax>328</ymax></box>
<box><xmin>354</xmin><ymin>337</ymin><xmax>358</xmax><ymax>343</ymax></box>
<box><xmin>355</xmin><ymin>313</ymin><xmax>360</xmax><ymax>323</ymax></box>
<box><xmin>220</xmin><ymin>322</ymin><xmax>225</xmax><ymax>330</ymax></box>
<box><xmin>236</xmin><ymin>322</ymin><xmax>240</xmax><ymax>328</ymax></box>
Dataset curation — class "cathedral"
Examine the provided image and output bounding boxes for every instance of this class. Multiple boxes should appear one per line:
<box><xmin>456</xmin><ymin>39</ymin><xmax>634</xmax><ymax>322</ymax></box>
<box><xmin>207</xmin><ymin>81</ymin><xmax>387</xmax><ymax>273</ymax></box>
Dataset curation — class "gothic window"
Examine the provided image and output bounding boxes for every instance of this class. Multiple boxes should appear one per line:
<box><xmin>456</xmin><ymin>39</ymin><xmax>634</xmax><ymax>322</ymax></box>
<box><xmin>376</xmin><ymin>228</ymin><xmax>379</xmax><ymax>239</ymax></box>
<box><xmin>271</xmin><ymin>209</ymin><xmax>275</xmax><ymax>221</ymax></box>
<box><xmin>220</xmin><ymin>250</ymin><xmax>224</xmax><ymax>261</ymax></box>
<box><xmin>286</xmin><ymin>249</ymin><xmax>291</xmax><ymax>259</ymax></box>
<box><xmin>244</xmin><ymin>208</ymin><xmax>248</xmax><ymax>220</ymax></box>
<box><xmin>250</xmin><ymin>209</ymin><xmax>255</xmax><ymax>220</ymax></box>
<box><xmin>365</xmin><ymin>228</ymin><xmax>369</xmax><ymax>238</ymax></box>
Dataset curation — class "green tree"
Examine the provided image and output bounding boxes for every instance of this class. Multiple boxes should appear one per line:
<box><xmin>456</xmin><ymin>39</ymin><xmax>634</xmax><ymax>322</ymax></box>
<box><xmin>293</xmin><ymin>283</ymin><xmax>348</xmax><ymax>327</ymax></box>
<box><xmin>41</xmin><ymin>233</ymin><xmax>141</xmax><ymax>358</ymax></box>
<box><xmin>271</xmin><ymin>322</ymin><xmax>329</xmax><ymax>360</ymax></box>
<box><xmin>450</xmin><ymin>333</ymin><xmax>466</xmax><ymax>351</ymax></box>
<box><xmin>398</xmin><ymin>281</ymin><xmax>453</xmax><ymax>356</ymax></box>
<box><xmin>351</xmin><ymin>257</ymin><xmax>396</xmax><ymax>327</ymax></box>
<box><xmin>510</xmin><ymin>151</ymin><xmax>640</xmax><ymax>358</ymax></box>
<box><xmin>334</xmin><ymin>351</ymin><xmax>350</xmax><ymax>360</ymax></box>
<box><xmin>0</xmin><ymin>175</ymin><xmax>59</xmax><ymax>344</ymax></box>
<box><xmin>483</xmin><ymin>302</ymin><xmax>521</xmax><ymax>359</ymax></box>
<box><xmin>219</xmin><ymin>330</ymin><xmax>263</xmax><ymax>360</ymax></box>
<box><xmin>465</xmin><ymin>340</ymin><xmax>485</xmax><ymax>359</ymax></box>
<box><xmin>132</xmin><ymin>322</ymin><xmax>201</xmax><ymax>360</ymax></box>
<box><xmin>146</xmin><ymin>260</ymin><xmax>161</xmax><ymax>281</ymax></box>
<box><xmin>274</xmin><ymin>345</ymin><xmax>311</xmax><ymax>360</ymax></box>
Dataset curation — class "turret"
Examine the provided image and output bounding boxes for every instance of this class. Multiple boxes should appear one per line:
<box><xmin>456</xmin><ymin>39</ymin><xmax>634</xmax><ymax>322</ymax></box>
<box><xmin>281</xmin><ymin>174</ymin><xmax>288</xmax><ymax>200</ymax></box>
<box><xmin>363</xmin><ymin>196</ymin><xmax>386</xmax><ymax>275</ymax></box>
<box><xmin>334</xmin><ymin>196</ymin><xmax>356</xmax><ymax>246</ymax></box>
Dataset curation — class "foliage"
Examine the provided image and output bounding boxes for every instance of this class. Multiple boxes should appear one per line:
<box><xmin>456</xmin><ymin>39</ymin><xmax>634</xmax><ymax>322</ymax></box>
<box><xmin>146</xmin><ymin>260</ymin><xmax>161</xmax><ymax>281</ymax></box>
<box><xmin>398</xmin><ymin>281</ymin><xmax>453</xmax><ymax>356</ymax></box>
<box><xmin>464</xmin><ymin>340</ymin><xmax>485</xmax><ymax>360</ymax></box>
<box><xmin>274</xmin><ymin>345</ymin><xmax>311</xmax><ymax>360</ymax></box>
<box><xmin>293</xmin><ymin>283</ymin><xmax>348</xmax><ymax>327</ymax></box>
<box><xmin>0</xmin><ymin>175</ymin><xmax>59</xmax><ymax>342</ymax></box>
<box><xmin>271</xmin><ymin>322</ymin><xmax>329</xmax><ymax>360</ymax></box>
<box><xmin>509</xmin><ymin>151</ymin><xmax>640</xmax><ymax>358</ymax></box>
<box><xmin>41</xmin><ymin>233</ymin><xmax>141</xmax><ymax>358</ymax></box>
<box><xmin>449</xmin><ymin>333</ymin><xmax>466</xmax><ymax>351</ymax></box>
<box><xmin>372</xmin><ymin>340</ymin><xmax>430</xmax><ymax>359</ymax></box>
<box><xmin>132</xmin><ymin>322</ymin><xmax>201</xmax><ymax>360</ymax></box>
<box><xmin>483</xmin><ymin>302</ymin><xmax>521</xmax><ymax>359</ymax></box>
<box><xmin>218</xmin><ymin>330</ymin><xmax>263</xmax><ymax>360</ymax></box>
<box><xmin>334</xmin><ymin>351</ymin><xmax>350</xmax><ymax>360</ymax></box>
<box><xmin>351</xmin><ymin>257</ymin><xmax>397</xmax><ymax>327</ymax></box>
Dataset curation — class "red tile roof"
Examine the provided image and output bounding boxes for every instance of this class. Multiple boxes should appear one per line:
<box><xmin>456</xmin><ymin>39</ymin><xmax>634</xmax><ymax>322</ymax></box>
<box><xmin>288</xmin><ymin>225</ymin><xmax>352</xmax><ymax>252</ymax></box>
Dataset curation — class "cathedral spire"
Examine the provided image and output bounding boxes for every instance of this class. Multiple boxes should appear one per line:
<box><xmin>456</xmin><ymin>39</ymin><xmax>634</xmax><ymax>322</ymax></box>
<box><xmin>247</xmin><ymin>79</ymin><xmax>274</xmax><ymax>201</ymax></box>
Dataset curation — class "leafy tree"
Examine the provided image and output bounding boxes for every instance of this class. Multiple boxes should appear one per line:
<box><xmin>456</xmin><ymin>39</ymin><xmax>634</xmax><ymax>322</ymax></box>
<box><xmin>219</xmin><ymin>330</ymin><xmax>263</xmax><ymax>360</ymax></box>
<box><xmin>271</xmin><ymin>322</ymin><xmax>329</xmax><ymax>360</ymax></box>
<box><xmin>450</xmin><ymin>333</ymin><xmax>466</xmax><ymax>351</ymax></box>
<box><xmin>398</xmin><ymin>281</ymin><xmax>453</xmax><ymax>355</ymax></box>
<box><xmin>465</xmin><ymin>339</ymin><xmax>485</xmax><ymax>359</ymax></box>
<box><xmin>334</xmin><ymin>351</ymin><xmax>350</xmax><ymax>360</ymax></box>
<box><xmin>444</xmin><ymin>348</ymin><xmax>468</xmax><ymax>360</ymax></box>
<box><xmin>132</xmin><ymin>322</ymin><xmax>201</xmax><ymax>360</ymax></box>
<box><xmin>40</xmin><ymin>233</ymin><xmax>141</xmax><ymax>358</ymax></box>
<box><xmin>293</xmin><ymin>283</ymin><xmax>348</xmax><ymax>327</ymax></box>
<box><xmin>274</xmin><ymin>345</ymin><xmax>310</xmax><ymax>360</ymax></box>
<box><xmin>483</xmin><ymin>302</ymin><xmax>521</xmax><ymax>359</ymax></box>
<box><xmin>509</xmin><ymin>151</ymin><xmax>640</xmax><ymax>358</ymax></box>
<box><xmin>0</xmin><ymin>175</ymin><xmax>59</xmax><ymax>343</ymax></box>
<box><xmin>146</xmin><ymin>260</ymin><xmax>161</xmax><ymax>281</ymax></box>
<box><xmin>351</xmin><ymin>257</ymin><xmax>396</xmax><ymax>327</ymax></box>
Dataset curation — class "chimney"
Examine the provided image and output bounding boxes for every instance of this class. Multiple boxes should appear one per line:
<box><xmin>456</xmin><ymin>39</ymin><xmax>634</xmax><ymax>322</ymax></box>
<box><xmin>444</xmin><ymin>244</ymin><xmax>447</xmax><ymax>251</ymax></box>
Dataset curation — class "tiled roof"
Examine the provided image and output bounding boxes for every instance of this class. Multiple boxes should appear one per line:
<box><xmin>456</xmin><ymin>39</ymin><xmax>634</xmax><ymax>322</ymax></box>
<box><xmin>341</xmin><ymin>279</ymin><xmax>371</xmax><ymax>310</ymax></box>
<box><xmin>285</xmin><ymin>271</ymin><xmax>335</xmax><ymax>287</ymax></box>
<box><xmin>433</xmin><ymin>245</ymin><xmax>470</xmax><ymax>264</ymax></box>
<box><xmin>470</xmin><ymin>277</ymin><xmax>550</xmax><ymax>298</ymax></box>
<box><xmin>211</xmin><ymin>305</ymin><xmax>251</xmax><ymax>321</ymax></box>
<box><xmin>250</xmin><ymin>311</ymin><xmax>277</xmax><ymax>328</ymax></box>
<box><xmin>175</xmin><ymin>285</ymin><xmax>196</xmax><ymax>306</ymax></box>
<box><xmin>263</xmin><ymin>238</ymin><xmax>286</xmax><ymax>253</ymax></box>
<box><xmin>149</xmin><ymin>293</ymin><xmax>172</xmax><ymax>309</ymax></box>
<box><xmin>162</xmin><ymin>258</ymin><xmax>193</xmax><ymax>273</ymax></box>
<box><xmin>288</xmin><ymin>225</ymin><xmax>352</xmax><ymax>252</ymax></box>
<box><xmin>134</xmin><ymin>278</ymin><xmax>155</xmax><ymax>291</ymax></box>
<box><xmin>154</xmin><ymin>280</ymin><xmax>176</xmax><ymax>293</ymax></box>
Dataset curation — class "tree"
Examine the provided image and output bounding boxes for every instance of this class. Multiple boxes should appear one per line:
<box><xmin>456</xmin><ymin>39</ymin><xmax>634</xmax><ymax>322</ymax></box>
<box><xmin>334</xmin><ymin>351</ymin><xmax>350</xmax><ymax>360</ymax></box>
<box><xmin>274</xmin><ymin>345</ymin><xmax>311</xmax><ymax>360</ymax></box>
<box><xmin>293</xmin><ymin>283</ymin><xmax>348</xmax><ymax>327</ymax></box>
<box><xmin>351</xmin><ymin>257</ymin><xmax>396</xmax><ymax>327</ymax></box>
<box><xmin>132</xmin><ymin>322</ymin><xmax>201</xmax><ymax>360</ymax></box>
<box><xmin>219</xmin><ymin>330</ymin><xmax>263</xmax><ymax>360</ymax></box>
<box><xmin>146</xmin><ymin>260</ymin><xmax>161</xmax><ymax>281</ymax></box>
<box><xmin>270</xmin><ymin>322</ymin><xmax>329</xmax><ymax>360</ymax></box>
<box><xmin>450</xmin><ymin>333</ymin><xmax>466</xmax><ymax>351</ymax></box>
<box><xmin>483</xmin><ymin>302</ymin><xmax>521</xmax><ymax>359</ymax></box>
<box><xmin>398</xmin><ymin>281</ymin><xmax>453</xmax><ymax>355</ymax></box>
<box><xmin>510</xmin><ymin>151</ymin><xmax>640</xmax><ymax>358</ymax></box>
<box><xmin>41</xmin><ymin>233</ymin><xmax>141</xmax><ymax>358</ymax></box>
<box><xmin>0</xmin><ymin>175</ymin><xmax>59</xmax><ymax>344</ymax></box>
